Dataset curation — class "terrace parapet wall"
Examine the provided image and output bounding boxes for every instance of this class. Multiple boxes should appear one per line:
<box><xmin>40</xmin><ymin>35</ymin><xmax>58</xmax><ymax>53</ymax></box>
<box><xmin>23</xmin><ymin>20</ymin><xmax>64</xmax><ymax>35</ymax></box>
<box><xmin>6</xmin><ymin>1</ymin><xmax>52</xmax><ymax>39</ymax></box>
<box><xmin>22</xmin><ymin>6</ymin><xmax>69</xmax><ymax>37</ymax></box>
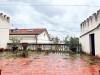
<box><xmin>0</xmin><ymin>13</ymin><xmax>10</xmax><ymax>23</ymax></box>
<box><xmin>80</xmin><ymin>9</ymin><xmax>100</xmax><ymax>35</ymax></box>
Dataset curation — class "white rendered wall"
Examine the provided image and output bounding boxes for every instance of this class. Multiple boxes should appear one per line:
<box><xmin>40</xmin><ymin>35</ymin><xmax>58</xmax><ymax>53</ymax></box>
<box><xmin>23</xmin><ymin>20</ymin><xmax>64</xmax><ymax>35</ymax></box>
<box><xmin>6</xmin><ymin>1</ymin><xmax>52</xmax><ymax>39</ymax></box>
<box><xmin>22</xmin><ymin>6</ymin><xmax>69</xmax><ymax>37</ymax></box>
<box><xmin>80</xmin><ymin>10</ymin><xmax>100</xmax><ymax>56</ymax></box>
<box><xmin>9</xmin><ymin>31</ymin><xmax>51</xmax><ymax>44</ymax></box>
<box><xmin>80</xmin><ymin>28</ymin><xmax>100</xmax><ymax>57</ymax></box>
<box><xmin>9</xmin><ymin>35</ymin><xmax>36</xmax><ymax>43</ymax></box>
<box><xmin>80</xmin><ymin>34</ymin><xmax>90</xmax><ymax>54</ymax></box>
<box><xmin>37</xmin><ymin>31</ymin><xmax>51</xmax><ymax>43</ymax></box>
<box><xmin>0</xmin><ymin>16</ymin><xmax>10</xmax><ymax>48</ymax></box>
<box><xmin>94</xmin><ymin>29</ymin><xmax>100</xmax><ymax>56</ymax></box>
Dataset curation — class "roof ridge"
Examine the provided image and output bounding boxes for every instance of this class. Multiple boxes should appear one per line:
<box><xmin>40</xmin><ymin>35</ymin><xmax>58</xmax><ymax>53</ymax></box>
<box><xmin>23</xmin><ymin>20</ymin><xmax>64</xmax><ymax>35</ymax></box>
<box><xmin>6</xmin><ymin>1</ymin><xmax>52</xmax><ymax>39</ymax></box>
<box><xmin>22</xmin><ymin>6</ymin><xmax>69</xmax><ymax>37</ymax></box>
<box><xmin>9</xmin><ymin>28</ymin><xmax>47</xmax><ymax>35</ymax></box>
<box><xmin>10</xmin><ymin>28</ymin><xmax>46</xmax><ymax>29</ymax></box>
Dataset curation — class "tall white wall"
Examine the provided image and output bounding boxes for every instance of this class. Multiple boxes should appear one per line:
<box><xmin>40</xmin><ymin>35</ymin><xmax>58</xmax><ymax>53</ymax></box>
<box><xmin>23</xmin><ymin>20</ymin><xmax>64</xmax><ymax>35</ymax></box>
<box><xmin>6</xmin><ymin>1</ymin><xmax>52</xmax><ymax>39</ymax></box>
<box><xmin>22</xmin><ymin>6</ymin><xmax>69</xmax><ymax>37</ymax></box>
<box><xmin>80</xmin><ymin>29</ymin><xmax>100</xmax><ymax>57</ymax></box>
<box><xmin>0</xmin><ymin>13</ymin><xmax>10</xmax><ymax>48</ymax></box>
<box><xmin>80</xmin><ymin>34</ymin><xmax>90</xmax><ymax>54</ymax></box>
<box><xmin>94</xmin><ymin>29</ymin><xmax>100</xmax><ymax>56</ymax></box>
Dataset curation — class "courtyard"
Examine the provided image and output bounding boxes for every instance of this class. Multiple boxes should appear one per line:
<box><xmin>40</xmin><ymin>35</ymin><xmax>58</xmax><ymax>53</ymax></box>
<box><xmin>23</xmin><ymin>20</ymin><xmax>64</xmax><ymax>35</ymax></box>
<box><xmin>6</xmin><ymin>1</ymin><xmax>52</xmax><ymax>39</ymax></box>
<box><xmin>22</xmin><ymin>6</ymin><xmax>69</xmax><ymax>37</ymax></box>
<box><xmin>0</xmin><ymin>51</ymin><xmax>100</xmax><ymax>75</ymax></box>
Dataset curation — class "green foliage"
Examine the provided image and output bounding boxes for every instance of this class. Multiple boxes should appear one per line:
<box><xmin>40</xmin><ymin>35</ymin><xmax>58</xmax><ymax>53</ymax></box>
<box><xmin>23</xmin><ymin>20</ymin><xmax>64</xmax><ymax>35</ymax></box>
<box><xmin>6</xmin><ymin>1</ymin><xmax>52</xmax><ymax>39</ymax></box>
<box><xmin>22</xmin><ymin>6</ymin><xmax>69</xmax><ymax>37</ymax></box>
<box><xmin>21</xmin><ymin>49</ymin><xmax>28</xmax><ymax>57</ymax></box>
<box><xmin>10</xmin><ymin>37</ymin><xmax>21</xmax><ymax>54</ymax></box>
<box><xmin>64</xmin><ymin>36</ymin><xmax>80</xmax><ymax>52</ymax></box>
<box><xmin>63</xmin><ymin>36</ymin><xmax>70</xmax><ymax>44</ymax></box>
<box><xmin>10</xmin><ymin>37</ymin><xmax>21</xmax><ymax>46</ymax></box>
<box><xmin>53</xmin><ymin>37</ymin><xmax>59</xmax><ymax>44</ymax></box>
<box><xmin>69</xmin><ymin>37</ymin><xmax>79</xmax><ymax>47</ymax></box>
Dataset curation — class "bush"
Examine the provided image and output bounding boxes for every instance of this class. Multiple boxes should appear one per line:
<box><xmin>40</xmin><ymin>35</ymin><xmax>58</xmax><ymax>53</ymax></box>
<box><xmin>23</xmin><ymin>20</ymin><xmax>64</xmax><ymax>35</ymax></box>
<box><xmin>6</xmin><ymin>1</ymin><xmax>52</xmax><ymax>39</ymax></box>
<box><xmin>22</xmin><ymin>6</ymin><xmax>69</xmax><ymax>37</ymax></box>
<box><xmin>12</xmin><ymin>46</ymin><xmax>18</xmax><ymax>53</ymax></box>
<box><xmin>21</xmin><ymin>49</ymin><xmax>28</xmax><ymax>57</ymax></box>
<box><xmin>64</xmin><ymin>36</ymin><xmax>80</xmax><ymax>52</ymax></box>
<box><xmin>37</xmin><ymin>48</ymin><xmax>42</xmax><ymax>52</ymax></box>
<box><xmin>0</xmin><ymin>48</ymin><xmax>4</xmax><ymax>52</ymax></box>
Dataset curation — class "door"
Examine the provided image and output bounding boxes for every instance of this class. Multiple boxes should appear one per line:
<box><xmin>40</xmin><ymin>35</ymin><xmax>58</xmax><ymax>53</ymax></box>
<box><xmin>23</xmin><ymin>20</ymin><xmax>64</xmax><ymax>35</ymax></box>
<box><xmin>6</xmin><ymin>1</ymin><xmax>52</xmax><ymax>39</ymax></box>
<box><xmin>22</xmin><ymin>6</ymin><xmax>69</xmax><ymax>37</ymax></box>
<box><xmin>89</xmin><ymin>34</ymin><xmax>95</xmax><ymax>56</ymax></box>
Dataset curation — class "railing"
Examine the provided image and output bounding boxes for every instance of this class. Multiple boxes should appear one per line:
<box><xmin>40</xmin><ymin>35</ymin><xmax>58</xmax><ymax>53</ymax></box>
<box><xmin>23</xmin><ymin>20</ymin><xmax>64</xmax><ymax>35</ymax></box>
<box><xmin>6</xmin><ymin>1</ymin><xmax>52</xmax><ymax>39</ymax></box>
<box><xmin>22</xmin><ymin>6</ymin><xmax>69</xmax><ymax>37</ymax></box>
<box><xmin>7</xmin><ymin>43</ymin><xmax>70</xmax><ymax>52</ymax></box>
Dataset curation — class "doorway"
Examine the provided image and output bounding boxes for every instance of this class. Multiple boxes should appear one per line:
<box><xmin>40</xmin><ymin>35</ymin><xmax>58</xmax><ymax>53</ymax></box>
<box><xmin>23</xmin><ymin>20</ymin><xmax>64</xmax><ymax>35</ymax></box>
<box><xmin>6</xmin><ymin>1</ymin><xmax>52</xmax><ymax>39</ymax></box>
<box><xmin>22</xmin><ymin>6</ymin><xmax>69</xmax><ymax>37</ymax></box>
<box><xmin>89</xmin><ymin>34</ymin><xmax>95</xmax><ymax>56</ymax></box>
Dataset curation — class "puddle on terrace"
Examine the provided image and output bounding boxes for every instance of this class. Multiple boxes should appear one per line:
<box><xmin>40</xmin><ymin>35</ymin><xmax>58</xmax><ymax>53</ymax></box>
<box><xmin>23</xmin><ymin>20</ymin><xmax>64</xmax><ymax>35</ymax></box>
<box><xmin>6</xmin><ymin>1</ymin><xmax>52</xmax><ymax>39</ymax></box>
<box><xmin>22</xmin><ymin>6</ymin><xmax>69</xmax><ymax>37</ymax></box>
<box><xmin>0</xmin><ymin>52</ymin><xmax>100</xmax><ymax>75</ymax></box>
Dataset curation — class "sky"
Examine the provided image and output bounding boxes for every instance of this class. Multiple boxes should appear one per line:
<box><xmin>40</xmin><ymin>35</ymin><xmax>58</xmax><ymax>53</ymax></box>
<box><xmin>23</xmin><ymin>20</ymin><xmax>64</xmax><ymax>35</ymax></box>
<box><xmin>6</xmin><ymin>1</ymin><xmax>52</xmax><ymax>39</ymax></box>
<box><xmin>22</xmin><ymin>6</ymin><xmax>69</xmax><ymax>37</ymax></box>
<box><xmin>0</xmin><ymin>0</ymin><xmax>100</xmax><ymax>40</ymax></box>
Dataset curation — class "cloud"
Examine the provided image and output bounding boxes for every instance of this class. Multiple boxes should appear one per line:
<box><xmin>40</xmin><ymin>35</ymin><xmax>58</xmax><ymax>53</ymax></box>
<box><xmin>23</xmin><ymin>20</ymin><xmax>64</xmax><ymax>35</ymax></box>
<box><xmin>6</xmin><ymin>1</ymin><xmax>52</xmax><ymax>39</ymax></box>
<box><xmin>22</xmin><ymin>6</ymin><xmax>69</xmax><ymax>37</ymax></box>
<box><xmin>0</xmin><ymin>0</ymin><xmax>100</xmax><ymax>39</ymax></box>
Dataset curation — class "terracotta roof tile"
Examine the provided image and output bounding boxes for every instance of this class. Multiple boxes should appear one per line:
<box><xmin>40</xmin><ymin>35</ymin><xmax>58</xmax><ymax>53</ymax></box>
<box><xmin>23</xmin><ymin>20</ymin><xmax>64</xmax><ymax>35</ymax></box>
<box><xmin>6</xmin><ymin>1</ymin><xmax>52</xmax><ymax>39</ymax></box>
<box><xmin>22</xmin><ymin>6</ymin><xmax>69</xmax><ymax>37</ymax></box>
<box><xmin>10</xmin><ymin>28</ymin><xmax>46</xmax><ymax>35</ymax></box>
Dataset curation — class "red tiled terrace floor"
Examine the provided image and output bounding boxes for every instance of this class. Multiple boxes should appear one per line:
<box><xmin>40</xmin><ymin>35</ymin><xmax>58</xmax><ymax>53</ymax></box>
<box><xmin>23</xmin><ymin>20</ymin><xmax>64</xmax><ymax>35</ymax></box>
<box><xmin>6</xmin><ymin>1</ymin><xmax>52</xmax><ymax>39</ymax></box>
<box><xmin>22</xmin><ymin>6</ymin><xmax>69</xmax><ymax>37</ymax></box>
<box><xmin>0</xmin><ymin>52</ymin><xmax>100</xmax><ymax>75</ymax></box>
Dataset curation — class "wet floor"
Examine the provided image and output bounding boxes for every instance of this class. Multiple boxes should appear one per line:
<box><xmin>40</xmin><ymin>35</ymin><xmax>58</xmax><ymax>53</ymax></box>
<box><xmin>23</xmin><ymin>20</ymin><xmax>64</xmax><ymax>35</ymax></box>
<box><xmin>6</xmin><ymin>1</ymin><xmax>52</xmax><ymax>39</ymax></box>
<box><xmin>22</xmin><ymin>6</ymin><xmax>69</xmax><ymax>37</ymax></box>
<box><xmin>1</xmin><ymin>52</ymin><xmax>100</xmax><ymax>75</ymax></box>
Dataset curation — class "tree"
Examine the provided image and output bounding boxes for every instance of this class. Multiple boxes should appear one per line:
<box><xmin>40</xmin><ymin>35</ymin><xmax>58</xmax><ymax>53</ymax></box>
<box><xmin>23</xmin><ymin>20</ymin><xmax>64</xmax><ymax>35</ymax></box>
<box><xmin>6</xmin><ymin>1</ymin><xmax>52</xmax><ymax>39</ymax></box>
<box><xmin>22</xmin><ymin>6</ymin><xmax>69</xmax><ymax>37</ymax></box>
<box><xmin>63</xmin><ymin>36</ymin><xmax>70</xmax><ymax>44</ymax></box>
<box><xmin>10</xmin><ymin>37</ymin><xmax>28</xmax><ymax>57</ymax></box>
<box><xmin>69</xmin><ymin>37</ymin><xmax>79</xmax><ymax>52</ymax></box>
<box><xmin>53</xmin><ymin>37</ymin><xmax>59</xmax><ymax>44</ymax></box>
<box><xmin>52</xmin><ymin>37</ymin><xmax>60</xmax><ymax>51</ymax></box>
<box><xmin>10</xmin><ymin>37</ymin><xmax>21</xmax><ymax>46</ymax></box>
<box><xmin>64</xmin><ymin>36</ymin><xmax>79</xmax><ymax>52</ymax></box>
<box><xmin>10</xmin><ymin>37</ymin><xmax>21</xmax><ymax>53</ymax></box>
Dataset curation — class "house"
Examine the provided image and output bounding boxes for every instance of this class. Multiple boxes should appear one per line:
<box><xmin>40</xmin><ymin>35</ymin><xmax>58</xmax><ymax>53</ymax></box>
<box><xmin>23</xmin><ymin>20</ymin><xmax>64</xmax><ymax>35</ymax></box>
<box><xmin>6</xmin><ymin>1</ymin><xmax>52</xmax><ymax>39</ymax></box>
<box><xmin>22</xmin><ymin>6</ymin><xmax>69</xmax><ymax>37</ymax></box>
<box><xmin>9</xmin><ymin>28</ymin><xmax>51</xmax><ymax>44</ymax></box>
<box><xmin>80</xmin><ymin>9</ymin><xmax>100</xmax><ymax>56</ymax></box>
<box><xmin>0</xmin><ymin>13</ymin><xmax>10</xmax><ymax>49</ymax></box>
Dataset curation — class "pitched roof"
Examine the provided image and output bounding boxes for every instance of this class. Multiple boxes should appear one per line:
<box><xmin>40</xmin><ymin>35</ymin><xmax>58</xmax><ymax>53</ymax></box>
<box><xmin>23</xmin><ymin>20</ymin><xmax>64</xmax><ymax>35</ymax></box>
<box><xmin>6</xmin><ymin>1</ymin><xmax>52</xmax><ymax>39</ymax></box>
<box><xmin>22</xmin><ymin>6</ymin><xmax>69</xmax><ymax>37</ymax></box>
<box><xmin>10</xmin><ymin>28</ymin><xmax>47</xmax><ymax>35</ymax></box>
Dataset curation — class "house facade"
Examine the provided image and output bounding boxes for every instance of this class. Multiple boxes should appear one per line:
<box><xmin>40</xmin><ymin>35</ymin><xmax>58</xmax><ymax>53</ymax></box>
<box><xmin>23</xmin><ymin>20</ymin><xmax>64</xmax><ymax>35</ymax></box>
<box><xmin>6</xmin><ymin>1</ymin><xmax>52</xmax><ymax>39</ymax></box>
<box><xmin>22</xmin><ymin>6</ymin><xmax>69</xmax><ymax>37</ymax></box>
<box><xmin>0</xmin><ymin>13</ymin><xmax>10</xmax><ymax>48</ymax></box>
<box><xmin>80</xmin><ymin>9</ymin><xmax>100</xmax><ymax>56</ymax></box>
<box><xmin>9</xmin><ymin>28</ymin><xmax>51</xmax><ymax>44</ymax></box>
